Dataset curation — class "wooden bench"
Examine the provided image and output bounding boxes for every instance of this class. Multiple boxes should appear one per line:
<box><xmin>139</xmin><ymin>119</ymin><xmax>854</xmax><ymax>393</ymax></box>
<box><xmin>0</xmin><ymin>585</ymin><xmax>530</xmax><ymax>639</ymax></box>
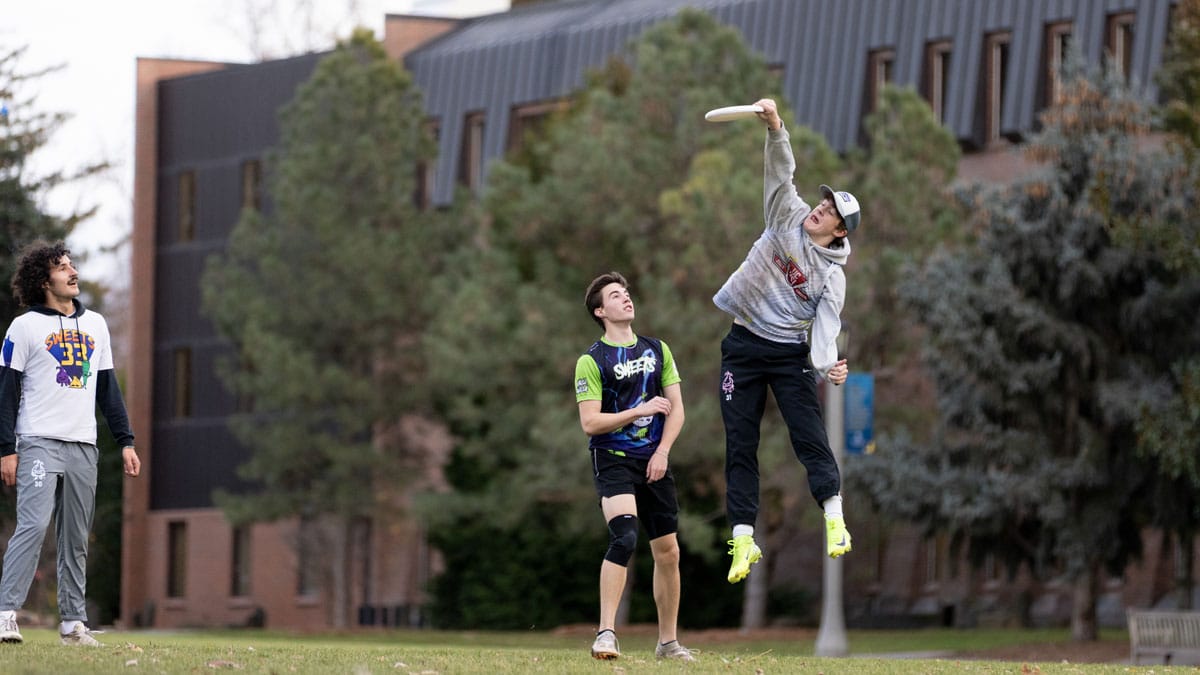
<box><xmin>1127</xmin><ymin>609</ymin><xmax>1200</xmax><ymax>665</ymax></box>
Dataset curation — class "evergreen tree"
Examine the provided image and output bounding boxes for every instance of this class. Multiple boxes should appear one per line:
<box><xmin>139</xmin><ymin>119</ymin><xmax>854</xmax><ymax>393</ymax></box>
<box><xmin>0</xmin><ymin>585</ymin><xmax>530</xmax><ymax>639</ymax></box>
<box><xmin>1135</xmin><ymin>0</ymin><xmax>1200</xmax><ymax>610</ymax></box>
<box><xmin>199</xmin><ymin>29</ymin><xmax>462</xmax><ymax>627</ymax></box>
<box><xmin>1156</xmin><ymin>0</ymin><xmax>1200</xmax><ymax>162</ymax></box>
<box><xmin>421</xmin><ymin>8</ymin><xmax>798</xmax><ymax>628</ymax></box>
<box><xmin>843</xmin><ymin>84</ymin><xmax>964</xmax><ymax>436</ymax></box>
<box><xmin>0</xmin><ymin>45</ymin><xmax>106</xmax><ymax>324</ymax></box>
<box><xmin>849</xmin><ymin>61</ymin><xmax>1200</xmax><ymax>640</ymax></box>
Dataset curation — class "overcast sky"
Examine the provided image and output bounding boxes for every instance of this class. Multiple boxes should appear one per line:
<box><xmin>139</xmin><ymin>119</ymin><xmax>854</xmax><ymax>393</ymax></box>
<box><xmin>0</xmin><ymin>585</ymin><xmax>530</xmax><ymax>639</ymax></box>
<box><xmin>1</xmin><ymin>0</ymin><xmax>509</xmax><ymax>286</ymax></box>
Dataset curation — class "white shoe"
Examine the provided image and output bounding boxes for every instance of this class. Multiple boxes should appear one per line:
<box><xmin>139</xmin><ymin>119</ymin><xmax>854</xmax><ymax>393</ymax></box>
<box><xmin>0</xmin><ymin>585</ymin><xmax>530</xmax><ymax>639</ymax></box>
<box><xmin>0</xmin><ymin>613</ymin><xmax>21</xmax><ymax>643</ymax></box>
<box><xmin>590</xmin><ymin>629</ymin><xmax>620</xmax><ymax>660</ymax></box>
<box><xmin>655</xmin><ymin>639</ymin><xmax>696</xmax><ymax>661</ymax></box>
<box><xmin>60</xmin><ymin>623</ymin><xmax>103</xmax><ymax>647</ymax></box>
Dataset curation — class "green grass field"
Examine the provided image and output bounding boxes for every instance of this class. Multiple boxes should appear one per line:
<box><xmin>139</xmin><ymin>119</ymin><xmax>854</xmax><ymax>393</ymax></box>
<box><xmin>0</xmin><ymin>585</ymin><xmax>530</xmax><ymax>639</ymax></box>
<box><xmin>0</xmin><ymin>626</ymin><xmax>1174</xmax><ymax>674</ymax></box>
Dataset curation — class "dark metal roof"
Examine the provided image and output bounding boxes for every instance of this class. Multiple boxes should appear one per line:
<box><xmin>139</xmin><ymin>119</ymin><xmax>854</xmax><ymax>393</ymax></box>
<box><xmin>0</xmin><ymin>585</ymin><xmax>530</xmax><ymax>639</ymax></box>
<box><xmin>404</xmin><ymin>0</ymin><xmax>1174</xmax><ymax>204</ymax></box>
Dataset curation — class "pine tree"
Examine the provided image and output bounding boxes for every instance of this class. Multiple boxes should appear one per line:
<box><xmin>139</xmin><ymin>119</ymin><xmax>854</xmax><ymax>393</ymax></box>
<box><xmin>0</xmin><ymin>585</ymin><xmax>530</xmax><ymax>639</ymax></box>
<box><xmin>1134</xmin><ymin>0</ymin><xmax>1200</xmax><ymax>610</ymax></box>
<box><xmin>420</xmin><ymin>8</ymin><xmax>796</xmax><ymax>628</ymax></box>
<box><xmin>844</xmin><ymin>84</ymin><xmax>965</xmax><ymax>436</ymax></box>
<box><xmin>199</xmin><ymin>29</ymin><xmax>463</xmax><ymax>627</ymax></box>
<box><xmin>850</xmin><ymin>60</ymin><xmax>1200</xmax><ymax>639</ymax></box>
<box><xmin>0</xmin><ymin>45</ymin><xmax>106</xmax><ymax>324</ymax></box>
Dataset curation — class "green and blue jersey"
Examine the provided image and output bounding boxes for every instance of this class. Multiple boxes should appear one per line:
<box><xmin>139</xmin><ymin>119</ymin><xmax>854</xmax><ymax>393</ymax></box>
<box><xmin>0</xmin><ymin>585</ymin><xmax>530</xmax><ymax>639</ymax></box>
<box><xmin>575</xmin><ymin>335</ymin><xmax>680</xmax><ymax>458</ymax></box>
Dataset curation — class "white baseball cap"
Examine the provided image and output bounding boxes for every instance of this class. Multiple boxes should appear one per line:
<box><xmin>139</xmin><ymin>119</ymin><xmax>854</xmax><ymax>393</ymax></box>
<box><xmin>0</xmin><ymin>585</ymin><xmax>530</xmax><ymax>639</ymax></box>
<box><xmin>820</xmin><ymin>184</ymin><xmax>861</xmax><ymax>234</ymax></box>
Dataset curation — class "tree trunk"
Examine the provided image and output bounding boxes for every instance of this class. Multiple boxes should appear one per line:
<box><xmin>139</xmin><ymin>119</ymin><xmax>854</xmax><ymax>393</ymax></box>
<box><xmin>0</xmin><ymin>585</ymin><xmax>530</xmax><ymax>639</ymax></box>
<box><xmin>329</xmin><ymin>518</ymin><xmax>350</xmax><ymax>629</ymax></box>
<box><xmin>1179</xmin><ymin>531</ymin><xmax>1195</xmax><ymax>611</ymax></box>
<box><xmin>1070</xmin><ymin>562</ymin><xmax>1099</xmax><ymax>641</ymax></box>
<box><xmin>741</xmin><ymin>552</ymin><xmax>769</xmax><ymax>630</ymax></box>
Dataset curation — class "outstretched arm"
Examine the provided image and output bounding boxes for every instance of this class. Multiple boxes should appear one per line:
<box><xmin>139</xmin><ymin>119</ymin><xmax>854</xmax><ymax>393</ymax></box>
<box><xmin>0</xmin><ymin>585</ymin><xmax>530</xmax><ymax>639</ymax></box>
<box><xmin>756</xmin><ymin>98</ymin><xmax>810</xmax><ymax>232</ymax></box>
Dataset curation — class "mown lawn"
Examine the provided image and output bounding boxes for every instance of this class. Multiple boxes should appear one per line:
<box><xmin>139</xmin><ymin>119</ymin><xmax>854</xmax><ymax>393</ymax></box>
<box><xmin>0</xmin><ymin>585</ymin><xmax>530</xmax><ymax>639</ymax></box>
<box><xmin>0</xmin><ymin>625</ymin><xmax>1163</xmax><ymax>674</ymax></box>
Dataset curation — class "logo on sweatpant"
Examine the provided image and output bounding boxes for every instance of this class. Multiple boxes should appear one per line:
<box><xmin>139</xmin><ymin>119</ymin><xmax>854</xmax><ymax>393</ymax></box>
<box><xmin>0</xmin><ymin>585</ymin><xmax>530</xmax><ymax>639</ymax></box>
<box><xmin>30</xmin><ymin>459</ymin><xmax>46</xmax><ymax>488</ymax></box>
<box><xmin>722</xmin><ymin>371</ymin><xmax>735</xmax><ymax>401</ymax></box>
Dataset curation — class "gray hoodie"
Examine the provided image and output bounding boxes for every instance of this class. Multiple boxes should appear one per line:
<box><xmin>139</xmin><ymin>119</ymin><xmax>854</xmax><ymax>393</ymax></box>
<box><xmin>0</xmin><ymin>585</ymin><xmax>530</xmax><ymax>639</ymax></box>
<box><xmin>713</xmin><ymin>125</ymin><xmax>851</xmax><ymax>381</ymax></box>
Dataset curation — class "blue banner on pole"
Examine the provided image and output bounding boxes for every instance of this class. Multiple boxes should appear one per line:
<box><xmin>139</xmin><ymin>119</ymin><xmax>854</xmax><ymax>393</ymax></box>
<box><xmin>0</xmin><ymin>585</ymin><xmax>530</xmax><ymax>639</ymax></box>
<box><xmin>844</xmin><ymin>373</ymin><xmax>874</xmax><ymax>455</ymax></box>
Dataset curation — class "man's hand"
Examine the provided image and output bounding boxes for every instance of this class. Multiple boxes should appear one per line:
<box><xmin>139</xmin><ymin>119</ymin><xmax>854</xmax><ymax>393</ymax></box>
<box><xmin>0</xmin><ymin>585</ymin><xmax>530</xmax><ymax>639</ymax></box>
<box><xmin>123</xmin><ymin>446</ymin><xmax>141</xmax><ymax>478</ymax></box>
<box><xmin>635</xmin><ymin>396</ymin><xmax>672</xmax><ymax>418</ymax></box>
<box><xmin>1</xmin><ymin>454</ymin><xmax>15</xmax><ymax>486</ymax></box>
<box><xmin>754</xmin><ymin>98</ymin><xmax>782</xmax><ymax>131</ymax></box>
<box><xmin>828</xmin><ymin>359</ymin><xmax>849</xmax><ymax>386</ymax></box>
<box><xmin>647</xmin><ymin>450</ymin><xmax>669</xmax><ymax>483</ymax></box>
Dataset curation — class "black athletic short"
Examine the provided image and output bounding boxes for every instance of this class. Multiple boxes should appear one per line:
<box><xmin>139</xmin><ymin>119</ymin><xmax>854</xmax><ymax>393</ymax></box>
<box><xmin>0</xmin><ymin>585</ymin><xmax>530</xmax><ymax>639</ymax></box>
<box><xmin>591</xmin><ymin>448</ymin><xmax>679</xmax><ymax>539</ymax></box>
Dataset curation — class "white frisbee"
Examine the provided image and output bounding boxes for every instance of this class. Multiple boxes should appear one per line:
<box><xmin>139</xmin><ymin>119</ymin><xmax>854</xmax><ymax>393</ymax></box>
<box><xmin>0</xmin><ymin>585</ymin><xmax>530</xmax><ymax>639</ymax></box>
<box><xmin>704</xmin><ymin>104</ymin><xmax>764</xmax><ymax>122</ymax></box>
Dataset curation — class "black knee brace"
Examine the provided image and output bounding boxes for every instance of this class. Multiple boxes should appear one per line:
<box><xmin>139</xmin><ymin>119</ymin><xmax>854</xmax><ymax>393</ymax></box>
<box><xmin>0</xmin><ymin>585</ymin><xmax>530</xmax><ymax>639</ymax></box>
<box><xmin>604</xmin><ymin>514</ymin><xmax>639</xmax><ymax>566</ymax></box>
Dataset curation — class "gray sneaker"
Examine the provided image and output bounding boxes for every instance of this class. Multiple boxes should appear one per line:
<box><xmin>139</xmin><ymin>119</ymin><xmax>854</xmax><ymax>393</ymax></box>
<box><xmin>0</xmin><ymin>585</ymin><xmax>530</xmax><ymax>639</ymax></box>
<box><xmin>590</xmin><ymin>629</ymin><xmax>620</xmax><ymax>660</ymax></box>
<box><xmin>655</xmin><ymin>639</ymin><xmax>696</xmax><ymax>662</ymax></box>
<box><xmin>60</xmin><ymin>624</ymin><xmax>103</xmax><ymax>647</ymax></box>
<box><xmin>0</xmin><ymin>614</ymin><xmax>21</xmax><ymax>643</ymax></box>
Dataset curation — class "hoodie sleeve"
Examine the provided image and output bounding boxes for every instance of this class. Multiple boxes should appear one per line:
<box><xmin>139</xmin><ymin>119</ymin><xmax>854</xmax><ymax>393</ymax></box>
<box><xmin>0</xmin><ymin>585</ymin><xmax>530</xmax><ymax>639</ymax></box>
<box><xmin>0</xmin><ymin>366</ymin><xmax>22</xmax><ymax>457</ymax></box>
<box><xmin>763</xmin><ymin>125</ymin><xmax>812</xmax><ymax>233</ymax></box>
<box><xmin>97</xmin><ymin>369</ymin><xmax>135</xmax><ymax>448</ymax></box>
<box><xmin>809</xmin><ymin>265</ymin><xmax>846</xmax><ymax>381</ymax></box>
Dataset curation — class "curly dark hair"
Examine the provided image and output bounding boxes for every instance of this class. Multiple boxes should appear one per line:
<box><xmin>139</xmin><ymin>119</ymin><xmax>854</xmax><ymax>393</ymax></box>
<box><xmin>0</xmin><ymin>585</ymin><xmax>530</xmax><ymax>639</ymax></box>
<box><xmin>12</xmin><ymin>240</ymin><xmax>71</xmax><ymax>308</ymax></box>
<box><xmin>584</xmin><ymin>271</ymin><xmax>629</xmax><ymax>328</ymax></box>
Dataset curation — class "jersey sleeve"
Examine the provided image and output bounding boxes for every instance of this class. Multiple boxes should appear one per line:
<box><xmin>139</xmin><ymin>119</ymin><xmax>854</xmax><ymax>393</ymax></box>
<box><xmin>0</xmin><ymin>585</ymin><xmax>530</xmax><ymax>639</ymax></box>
<box><xmin>659</xmin><ymin>340</ymin><xmax>681</xmax><ymax>388</ymax></box>
<box><xmin>90</xmin><ymin>313</ymin><xmax>114</xmax><ymax>371</ymax></box>
<box><xmin>574</xmin><ymin>354</ymin><xmax>603</xmax><ymax>403</ymax></box>
<box><xmin>1</xmin><ymin>320</ymin><xmax>31</xmax><ymax>372</ymax></box>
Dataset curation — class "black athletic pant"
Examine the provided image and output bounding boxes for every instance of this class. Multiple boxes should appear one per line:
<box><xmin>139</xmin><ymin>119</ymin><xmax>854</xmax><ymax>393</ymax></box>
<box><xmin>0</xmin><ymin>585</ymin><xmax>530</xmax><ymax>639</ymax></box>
<box><xmin>720</xmin><ymin>323</ymin><xmax>841</xmax><ymax>528</ymax></box>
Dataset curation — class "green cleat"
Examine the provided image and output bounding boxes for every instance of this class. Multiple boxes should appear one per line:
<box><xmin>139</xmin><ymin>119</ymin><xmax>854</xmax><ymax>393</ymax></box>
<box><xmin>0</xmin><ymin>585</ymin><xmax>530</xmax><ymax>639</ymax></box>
<box><xmin>826</xmin><ymin>514</ymin><xmax>852</xmax><ymax>558</ymax></box>
<box><xmin>726</xmin><ymin>534</ymin><xmax>762</xmax><ymax>583</ymax></box>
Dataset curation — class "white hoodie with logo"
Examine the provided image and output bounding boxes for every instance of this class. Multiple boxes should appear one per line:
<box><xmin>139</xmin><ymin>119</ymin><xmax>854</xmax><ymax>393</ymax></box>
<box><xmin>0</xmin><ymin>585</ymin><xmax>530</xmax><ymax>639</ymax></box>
<box><xmin>713</xmin><ymin>125</ymin><xmax>851</xmax><ymax>381</ymax></box>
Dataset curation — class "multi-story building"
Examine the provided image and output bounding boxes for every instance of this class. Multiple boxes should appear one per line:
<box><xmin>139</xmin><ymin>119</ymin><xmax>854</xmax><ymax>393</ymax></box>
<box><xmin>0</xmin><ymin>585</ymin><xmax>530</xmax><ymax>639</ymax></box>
<box><xmin>125</xmin><ymin>0</ymin><xmax>1184</xmax><ymax>629</ymax></box>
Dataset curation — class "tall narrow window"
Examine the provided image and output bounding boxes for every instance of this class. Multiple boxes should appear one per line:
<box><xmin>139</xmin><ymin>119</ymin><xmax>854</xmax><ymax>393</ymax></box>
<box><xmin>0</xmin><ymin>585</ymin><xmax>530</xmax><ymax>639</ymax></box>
<box><xmin>983</xmin><ymin>31</ymin><xmax>1012</xmax><ymax>144</ymax></box>
<box><xmin>459</xmin><ymin>111</ymin><xmax>485</xmax><ymax>191</ymax></box>
<box><xmin>865</xmin><ymin>48</ymin><xmax>896</xmax><ymax>113</ymax></box>
<box><xmin>1105</xmin><ymin>12</ymin><xmax>1135</xmax><ymax>82</ymax></box>
<box><xmin>415</xmin><ymin>120</ymin><xmax>440</xmax><ymax>210</ymax></box>
<box><xmin>173</xmin><ymin>348</ymin><xmax>191</xmax><ymax>418</ymax></box>
<box><xmin>506</xmin><ymin>99</ymin><xmax>568</xmax><ymax>153</ymax></box>
<box><xmin>1045</xmin><ymin>21</ymin><xmax>1073</xmax><ymax>106</ymax></box>
<box><xmin>167</xmin><ymin>521</ymin><xmax>188</xmax><ymax>598</ymax></box>
<box><xmin>231</xmin><ymin>525</ymin><xmax>251</xmax><ymax>597</ymax></box>
<box><xmin>178</xmin><ymin>171</ymin><xmax>196</xmax><ymax>242</ymax></box>
<box><xmin>923</xmin><ymin>40</ymin><xmax>953</xmax><ymax>122</ymax></box>
<box><xmin>240</xmin><ymin>159</ymin><xmax>261</xmax><ymax>211</ymax></box>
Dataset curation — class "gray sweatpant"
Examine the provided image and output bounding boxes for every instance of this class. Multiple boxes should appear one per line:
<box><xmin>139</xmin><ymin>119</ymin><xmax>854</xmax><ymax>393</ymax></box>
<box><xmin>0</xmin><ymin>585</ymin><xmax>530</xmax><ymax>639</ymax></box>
<box><xmin>0</xmin><ymin>436</ymin><xmax>99</xmax><ymax>621</ymax></box>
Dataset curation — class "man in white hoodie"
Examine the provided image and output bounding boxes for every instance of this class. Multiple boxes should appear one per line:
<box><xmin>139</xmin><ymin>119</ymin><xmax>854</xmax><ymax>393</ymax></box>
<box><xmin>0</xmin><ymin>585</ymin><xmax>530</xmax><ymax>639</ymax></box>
<box><xmin>713</xmin><ymin>98</ymin><xmax>860</xmax><ymax>584</ymax></box>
